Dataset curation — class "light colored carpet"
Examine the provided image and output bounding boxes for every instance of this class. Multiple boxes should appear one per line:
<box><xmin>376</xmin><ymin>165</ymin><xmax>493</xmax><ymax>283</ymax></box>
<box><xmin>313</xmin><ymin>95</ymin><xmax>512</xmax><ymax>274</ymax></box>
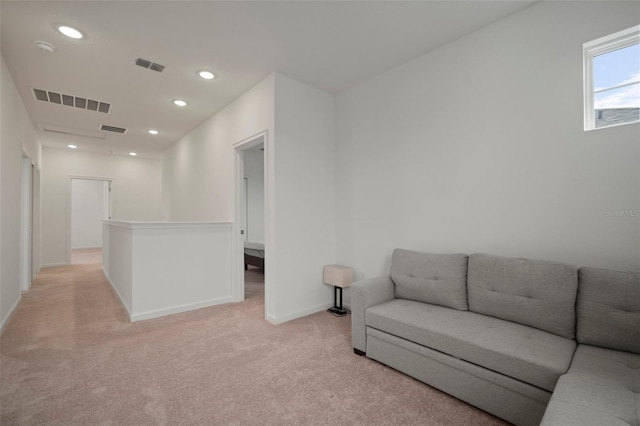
<box><xmin>71</xmin><ymin>247</ymin><xmax>103</xmax><ymax>265</ymax></box>
<box><xmin>1</xmin><ymin>260</ymin><xmax>508</xmax><ymax>425</ymax></box>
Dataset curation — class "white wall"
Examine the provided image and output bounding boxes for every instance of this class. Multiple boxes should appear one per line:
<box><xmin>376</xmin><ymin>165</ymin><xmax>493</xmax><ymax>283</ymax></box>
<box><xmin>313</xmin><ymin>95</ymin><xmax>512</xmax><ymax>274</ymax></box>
<box><xmin>41</xmin><ymin>147</ymin><xmax>161</xmax><ymax>266</ymax></box>
<box><xmin>162</xmin><ymin>74</ymin><xmax>275</xmax><ymax>313</ymax></box>
<box><xmin>161</xmin><ymin>73</ymin><xmax>336</xmax><ymax>323</ymax></box>
<box><xmin>335</xmin><ymin>1</ymin><xmax>640</xmax><ymax>283</ymax></box>
<box><xmin>271</xmin><ymin>74</ymin><xmax>336</xmax><ymax>322</ymax></box>
<box><xmin>71</xmin><ymin>179</ymin><xmax>106</xmax><ymax>249</ymax></box>
<box><xmin>102</xmin><ymin>222</ymin><xmax>132</xmax><ymax>312</ymax></box>
<box><xmin>244</xmin><ymin>146</ymin><xmax>264</xmax><ymax>242</ymax></box>
<box><xmin>161</xmin><ymin>75</ymin><xmax>275</xmax><ymax>221</ymax></box>
<box><xmin>103</xmin><ymin>221</ymin><xmax>233</xmax><ymax>321</ymax></box>
<box><xmin>1</xmin><ymin>56</ymin><xmax>42</xmax><ymax>329</ymax></box>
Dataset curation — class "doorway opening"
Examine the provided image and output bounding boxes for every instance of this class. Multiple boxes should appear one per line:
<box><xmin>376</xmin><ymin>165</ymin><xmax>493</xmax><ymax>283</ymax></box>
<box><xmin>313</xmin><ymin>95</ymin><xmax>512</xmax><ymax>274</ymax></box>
<box><xmin>69</xmin><ymin>178</ymin><xmax>111</xmax><ymax>265</ymax></box>
<box><xmin>243</xmin><ymin>142</ymin><xmax>265</xmax><ymax>305</ymax></box>
<box><xmin>233</xmin><ymin>131</ymin><xmax>270</xmax><ymax>319</ymax></box>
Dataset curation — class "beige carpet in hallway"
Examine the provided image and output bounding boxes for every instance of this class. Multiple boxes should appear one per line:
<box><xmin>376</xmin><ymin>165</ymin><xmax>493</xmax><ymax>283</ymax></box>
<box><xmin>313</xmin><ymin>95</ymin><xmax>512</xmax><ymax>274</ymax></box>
<box><xmin>71</xmin><ymin>248</ymin><xmax>103</xmax><ymax>265</ymax></box>
<box><xmin>1</xmin><ymin>261</ymin><xmax>507</xmax><ymax>425</ymax></box>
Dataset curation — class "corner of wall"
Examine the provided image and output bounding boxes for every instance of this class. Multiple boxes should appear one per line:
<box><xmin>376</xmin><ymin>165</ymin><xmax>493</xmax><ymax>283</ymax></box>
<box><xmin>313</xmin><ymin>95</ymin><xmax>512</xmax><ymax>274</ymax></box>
<box><xmin>0</xmin><ymin>295</ymin><xmax>21</xmax><ymax>334</ymax></box>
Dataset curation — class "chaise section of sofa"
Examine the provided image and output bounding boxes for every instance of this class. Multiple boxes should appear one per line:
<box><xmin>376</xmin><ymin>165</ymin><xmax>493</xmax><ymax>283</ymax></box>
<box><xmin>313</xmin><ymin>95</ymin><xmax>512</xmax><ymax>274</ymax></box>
<box><xmin>352</xmin><ymin>249</ymin><xmax>579</xmax><ymax>426</ymax></box>
<box><xmin>541</xmin><ymin>345</ymin><xmax>640</xmax><ymax>426</ymax></box>
<box><xmin>540</xmin><ymin>267</ymin><xmax>640</xmax><ymax>426</ymax></box>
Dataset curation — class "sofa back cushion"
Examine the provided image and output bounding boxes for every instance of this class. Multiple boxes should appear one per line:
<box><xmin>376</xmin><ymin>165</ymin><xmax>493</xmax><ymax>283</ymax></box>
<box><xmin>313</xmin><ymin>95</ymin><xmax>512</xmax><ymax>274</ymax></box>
<box><xmin>467</xmin><ymin>253</ymin><xmax>578</xmax><ymax>339</ymax></box>
<box><xmin>577</xmin><ymin>267</ymin><xmax>640</xmax><ymax>354</ymax></box>
<box><xmin>390</xmin><ymin>249</ymin><xmax>468</xmax><ymax>310</ymax></box>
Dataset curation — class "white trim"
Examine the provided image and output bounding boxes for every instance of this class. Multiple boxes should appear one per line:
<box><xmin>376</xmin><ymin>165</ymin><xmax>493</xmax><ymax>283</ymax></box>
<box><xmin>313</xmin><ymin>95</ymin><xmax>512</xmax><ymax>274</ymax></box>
<box><xmin>0</xmin><ymin>297</ymin><xmax>21</xmax><ymax>334</ymax></box>
<box><xmin>68</xmin><ymin>177</ymin><xmax>114</xmax><ymax>265</ymax></box>
<box><xmin>102</xmin><ymin>266</ymin><xmax>232</xmax><ymax>322</ymax></box>
<box><xmin>232</xmin><ymin>130</ymin><xmax>267</xmax><ymax>150</ymax></box>
<box><xmin>32</xmin><ymin>166</ymin><xmax>42</xmax><ymax>279</ymax></box>
<box><xmin>233</xmin><ymin>148</ymin><xmax>245</xmax><ymax>304</ymax></box>
<box><xmin>68</xmin><ymin>175</ymin><xmax>114</xmax><ymax>181</ymax></box>
<box><xmin>594</xmin><ymin>80</ymin><xmax>639</xmax><ymax>95</ymax></box>
<box><xmin>266</xmin><ymin>303</ymin><xmax>333</xmax><ymax>325</ymax></box>
<box><xmin>40</xmin><ymin>262</ymin><xmax>70</xmax><ymax>268</ymax></box>
<box><xmin>583</xmin><ymin>25</ymin><xmax>640</xmax><ymax>54</ymax></box>
<box><xmin>233</xmin><ymin>130</ymin><xmax>271</xmax><ymax>313</ymax></box>
<box><xmin>583</xmin><ymin>25</ymin><xmax>640</xmax><ymax>131</ymax></box>
<box><xmin>21</xmin><ymin>156</ymin><xmax>33</xmax><ymax>291</ymax></box>
<box><xmin>130</xmin><ymin>296</ymin><xmax>234</xmax><ymax>322</ymax></box>
<box><xmin>102</xmin><ymin>220</ymin><xmax>232</xmax><ymax>230</ymax></box>
<box><xmin>263</xmin><ymin>131</ymin><xmax>276</xmax><ymax>324</ymax></box>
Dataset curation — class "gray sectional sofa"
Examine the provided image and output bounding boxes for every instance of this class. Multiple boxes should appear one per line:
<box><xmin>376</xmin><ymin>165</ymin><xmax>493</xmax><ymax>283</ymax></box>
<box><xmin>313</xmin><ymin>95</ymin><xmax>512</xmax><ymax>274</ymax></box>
<box><xmin>351</xmin><ymin>249</ymin><xmax>640</xmax><ymax>426</ymax></box>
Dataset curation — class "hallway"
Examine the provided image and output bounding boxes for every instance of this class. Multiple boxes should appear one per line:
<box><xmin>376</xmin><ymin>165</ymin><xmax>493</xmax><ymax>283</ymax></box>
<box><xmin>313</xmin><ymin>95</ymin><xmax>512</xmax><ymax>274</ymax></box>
<box><xmin>71</xmin><ymin>247</ymin><xmax>103</xmax><ymax>265</ymax></box>
<box><xmin>0</xmin><ymin>262</ymin><xmax>274</xmax><ymax>424</ymax></box>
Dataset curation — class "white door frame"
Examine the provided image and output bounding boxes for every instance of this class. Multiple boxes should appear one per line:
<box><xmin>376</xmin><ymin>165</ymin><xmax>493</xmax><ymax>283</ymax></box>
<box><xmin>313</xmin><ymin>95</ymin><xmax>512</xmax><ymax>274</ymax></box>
<box><xmin>32</xmin><ymin>165</ymin><xmax>41</xmax><ymax>280</ymax></box>
<box><xmin>21</xmin><ymin>154</ymin><xmax>33</xmax><ymax>291</ymax></box>
<box><xmin>232</xmin><ymin>130</ymin><xmax>273</xmax><ymax>319</ymax></box>
<box><xmin>67</xmin><ymin>176</ymin><xmax>113</xmax><ymax>264</ymax></box>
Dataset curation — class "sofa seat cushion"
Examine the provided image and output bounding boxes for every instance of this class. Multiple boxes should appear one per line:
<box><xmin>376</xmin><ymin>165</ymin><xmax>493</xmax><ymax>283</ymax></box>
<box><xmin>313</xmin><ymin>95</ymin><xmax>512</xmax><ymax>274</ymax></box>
<box><xmin>366</xmin><ymin>299</ymin><xmax>576</xmax><ymax>391</ymax></box>
<box><xmin>540</xmin><ymin>345</ymin><xmax>640</xmax><ymax>426</ymax></box>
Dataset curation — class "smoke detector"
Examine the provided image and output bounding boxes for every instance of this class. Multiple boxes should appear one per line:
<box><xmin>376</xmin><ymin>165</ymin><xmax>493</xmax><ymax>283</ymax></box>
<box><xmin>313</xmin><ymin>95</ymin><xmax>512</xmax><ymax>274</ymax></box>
<box><xmin>35</xmin><ymin>41</ymin><xmax>55</xmax><ymax>53</ymax></box>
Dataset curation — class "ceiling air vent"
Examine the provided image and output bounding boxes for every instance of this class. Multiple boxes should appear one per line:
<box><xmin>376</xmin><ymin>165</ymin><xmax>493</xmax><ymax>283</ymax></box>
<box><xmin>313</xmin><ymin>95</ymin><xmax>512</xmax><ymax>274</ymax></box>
<box><xmin>31</xmin><ymin>87</ymin><xmax>110</xmax><ymax>114</ymax></box>
<box><xmin>33</xmin><ymin>88</ymin><xmax>48</xmax><ymax>101</ymax></box>
<box><xmin>100</xmin><ymin>124</ymin><xmax>127</xmax><ymax>134</ymax></box>
<box><xmin>135</xmin><ymin>57</ymin><xmax>165</xmax><ymax>72</ymax></box>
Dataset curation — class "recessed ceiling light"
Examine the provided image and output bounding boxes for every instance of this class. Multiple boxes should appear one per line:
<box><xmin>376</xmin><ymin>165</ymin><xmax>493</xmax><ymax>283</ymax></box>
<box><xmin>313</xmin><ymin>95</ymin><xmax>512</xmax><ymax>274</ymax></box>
<box><xmin>198</xmin><ymin>70</ymin><xmax>215</xmax><ymax>80</ymax></box>
<box><xmin>57</xmin><ymin>25</ymin><xmax>84</xmax><ymax>40</ymax></box>
<box><xmin>173</xmin><ymin>99</ymin><xmax>187</xmax><ymax>107</ymax></box>
<box><xmin>129</xmin><ymin>152</ymin><xmax>137</xmax><ymax>156</ymax></box>
<box><xmin>147</xmin><ymin>129</ymin><xmax>159</xmax><ymax>135</ymax></box>
<box><xmin>67</xmin><ymin>144</ymin><xmax>78</xmax><ymax>149</ymax></box>
<box><xmin>35</xmin><ymin>41</ymin><xmax>55</xmax><ymax>53</ymax></box>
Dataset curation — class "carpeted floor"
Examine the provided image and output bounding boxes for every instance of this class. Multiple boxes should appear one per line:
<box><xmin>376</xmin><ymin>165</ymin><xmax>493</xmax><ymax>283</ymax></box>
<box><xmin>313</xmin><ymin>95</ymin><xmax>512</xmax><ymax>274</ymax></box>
<box><xmin>0</xmin><ymin>257</ymin><xmax>508</xmax><ymax>425</ymax></box>
<box><xmin>71</xmin><ymin>247</ymin><xmax>103</xmax><ymax>265</ymax></box>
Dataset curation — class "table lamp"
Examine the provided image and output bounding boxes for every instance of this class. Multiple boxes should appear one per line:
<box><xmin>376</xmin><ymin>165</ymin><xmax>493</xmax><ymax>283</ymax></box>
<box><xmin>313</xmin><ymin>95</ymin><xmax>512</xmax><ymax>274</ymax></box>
<box><xmin>323</xmin><ymin>265</ymin><xmax>354</xmax><ymax>316</ymax></box>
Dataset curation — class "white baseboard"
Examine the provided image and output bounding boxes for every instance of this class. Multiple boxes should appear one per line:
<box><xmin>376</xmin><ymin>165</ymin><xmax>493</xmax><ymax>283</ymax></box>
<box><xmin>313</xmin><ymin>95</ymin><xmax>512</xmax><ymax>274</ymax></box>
<box><xmin>0</xmin><ymin>296</ymin><xmax>21</xmax><ymax>334</ymax></box>
<box><xmin>101</xmin><ymin>266</ymin><xmax>233</xmax><ymax>323</ymax></box>
<box><xmin>101</xmin><ymin>266</ymin><xmax>132</xmax><ymax>321</ymax></box>
<box><xmin>41</xmin><ymin>262</ymin><xmax>70</xmax><ymax>268</ymax></box>
<box><xmin>266</xmin><ymin>302</ymin><xmax>334</xmax><ymax>325</ymax></box>
<box><xmin>130</xmin><ymin>296</ymin><xmax>234</xmax><ymax>322</ymax></box>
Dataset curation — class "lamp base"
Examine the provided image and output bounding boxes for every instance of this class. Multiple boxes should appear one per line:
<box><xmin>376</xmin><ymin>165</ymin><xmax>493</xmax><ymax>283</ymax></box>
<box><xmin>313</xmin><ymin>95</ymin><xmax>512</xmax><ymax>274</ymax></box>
<box><xmin>328</xmin><ymin>306</ymin><xmax>349</xmax><ymax>317</ymax></box>
<box><xmin>328</xmin><ymin>286</ymin><xmax>350</xmax><ymax>317</ymax></box>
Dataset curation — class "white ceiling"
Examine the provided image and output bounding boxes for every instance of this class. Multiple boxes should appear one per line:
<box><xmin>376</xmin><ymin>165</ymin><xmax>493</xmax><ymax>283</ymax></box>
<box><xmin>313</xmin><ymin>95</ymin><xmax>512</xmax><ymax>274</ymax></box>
<box><xmin>1</xmin><ymin>1</ymin><xmax>536</xmax><ymax>159</ymax></box>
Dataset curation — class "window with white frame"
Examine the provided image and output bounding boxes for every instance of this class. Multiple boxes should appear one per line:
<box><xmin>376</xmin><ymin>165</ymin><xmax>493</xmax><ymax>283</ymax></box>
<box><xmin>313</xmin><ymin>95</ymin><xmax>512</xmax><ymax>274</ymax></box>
<box><xmin>583</xmin><ymin>25</ymin><xmax>639</xmax><ymax>131</ymax></box>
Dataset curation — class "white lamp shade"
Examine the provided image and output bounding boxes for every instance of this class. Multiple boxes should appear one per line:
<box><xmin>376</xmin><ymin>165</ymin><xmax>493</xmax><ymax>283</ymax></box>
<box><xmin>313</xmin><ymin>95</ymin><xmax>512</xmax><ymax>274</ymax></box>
<box><xmin>323</xmin><ymin>265</ymin><xmax>354</xmax><ymax>288</ymax></box>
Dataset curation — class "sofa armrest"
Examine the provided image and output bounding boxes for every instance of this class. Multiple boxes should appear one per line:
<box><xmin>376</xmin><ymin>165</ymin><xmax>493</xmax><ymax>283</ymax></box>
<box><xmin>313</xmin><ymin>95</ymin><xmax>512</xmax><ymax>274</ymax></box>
<box><xmin>351</xmin><ymin>275</ymin><xmax>395</xmax><ymax>353</ymax></box>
